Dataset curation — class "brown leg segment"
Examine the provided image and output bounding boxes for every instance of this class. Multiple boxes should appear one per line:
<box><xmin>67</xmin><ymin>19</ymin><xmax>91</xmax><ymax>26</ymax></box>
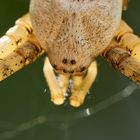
<box><xmin>115</xmin><ymin>20</ymin><xmax>140</xmax><ymax>63</ymax></box>
<box><xmin>102</xmin><ymin>39</ymin><xmax>140</xmax><ymax>85</ymax></box>
<box><xmin>0</xmin><ymin>14</ymin><xmax>43</xmax><ymax>81</ymax></box>
<box><xmin>103</xmin><ymin>20</ymin><xmax>140</xmax><ymax>85</ymax></box>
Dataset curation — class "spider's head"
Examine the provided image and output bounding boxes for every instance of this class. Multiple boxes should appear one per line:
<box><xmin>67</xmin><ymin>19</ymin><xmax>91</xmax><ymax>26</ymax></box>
<box><xmin>47</xmin><ymin>44</ymin><xmax>93</xmax><ymax>76</ymax></box>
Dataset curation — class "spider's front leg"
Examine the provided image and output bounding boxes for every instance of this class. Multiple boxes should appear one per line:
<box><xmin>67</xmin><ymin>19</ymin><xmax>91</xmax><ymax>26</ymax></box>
<box><xmin>0</xmin><ymin>14</ymin><xmax>43</xmax><ymax>81</ymax></box>
<box><xmin>102</xmin><ymin>21</ymin><xmax>140</xmax><ymax>85</ymax></box>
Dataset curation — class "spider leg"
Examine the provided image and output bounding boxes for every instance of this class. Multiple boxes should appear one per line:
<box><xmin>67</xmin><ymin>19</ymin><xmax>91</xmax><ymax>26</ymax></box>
<box><xmin>115</xmin><ymin>20</ymin><xmax>140</xmax><ymax>62</ymax></box>
<box><xmin>70</xmin><ymin>61</ymin><xmax>97</xmax><ymax>107</ymax></box>
<box><xmin>43</xmin><ymin>57</ymin><xmax>70</xmax><ymax>105</ymax></box>
<box><xmin>102</xmin><ymin>20</ymin><xmax>140</xmax><ymax>85</ymax></box>
<box><xmin>0</xmin><ymin>14</ymin><xmax>43</xmax><ymax>81</ymax></box>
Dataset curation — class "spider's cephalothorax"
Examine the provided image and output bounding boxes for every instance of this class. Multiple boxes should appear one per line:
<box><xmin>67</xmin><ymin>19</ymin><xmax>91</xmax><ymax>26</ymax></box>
<box><xmin>30</xmin><ymin>0</ymin><xmax>122</xmax><ymax>75</ymax></box>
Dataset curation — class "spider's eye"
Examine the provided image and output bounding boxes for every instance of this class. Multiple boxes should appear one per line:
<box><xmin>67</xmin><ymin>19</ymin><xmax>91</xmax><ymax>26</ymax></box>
<box><xmin>62</xmin><ymin>59</ymin><xmax>77</xmax><ymax>65</ymax></box>
<box><xmin>62</xmin><ymin>59</ymin><xmax>68</xmax><ymax>64</ymax></box>
<box><xmin>70</xmin><ymin>60</ymin><xmax>76</xmax><ymax>65</ymax></box>
<box><xmin>80</xmin><ymin>67</ymin><xmax>86</xmax><ymax>72</ymax></box>
<box><xmin>52</xmin><ymin>64</ymin><xmax>57</xmax><ymax>70</ymax></box>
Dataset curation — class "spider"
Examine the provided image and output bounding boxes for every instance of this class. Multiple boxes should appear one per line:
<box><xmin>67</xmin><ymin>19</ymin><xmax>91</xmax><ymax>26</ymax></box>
<box><xmin>0</xmin><ymin>0</ymin><xmax>140</xmax><ymax>107</ymax></box>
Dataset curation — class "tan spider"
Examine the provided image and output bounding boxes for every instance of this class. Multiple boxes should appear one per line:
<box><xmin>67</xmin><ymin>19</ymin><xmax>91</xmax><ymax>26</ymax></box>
<box><xmin>0</xmin><ymin>0</ymin><xmax>140</xmax><ymax>107</ymax></box>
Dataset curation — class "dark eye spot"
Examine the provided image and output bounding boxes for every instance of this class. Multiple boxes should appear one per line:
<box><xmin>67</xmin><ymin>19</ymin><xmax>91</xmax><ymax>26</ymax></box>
<box><xmin>69</xmin><ymin>70</ymin><xmax>74</xmax><ymax>73</ymax></box>
<box><xmin>52</xmin><ymin>64</ymin><xmax>57</xmax><ymax>69</ymax></box>
<box><xmin>63</xmin><ymin>69</ymin><xmax>67</xmax><ymax>73</ymax></box>
<box><xmin>80</xmin><ymin>67</ymin><xmax>86</xmax><ymax>72</ymax></box>
<box><xmin>70</xmin><ymin>60</ymin><xmax>76</xmax><ymax>65</ymax></box>
<box><xmin>62</xmin><ymin>59</ymin><xmax>68</xmax><ymax>64</ymax></box>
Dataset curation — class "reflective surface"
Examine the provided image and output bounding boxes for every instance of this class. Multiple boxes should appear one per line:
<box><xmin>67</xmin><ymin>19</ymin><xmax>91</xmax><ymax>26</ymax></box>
<box><xmin>0</xmin><ymin>0</ymin><xmax>140</xmax><ymax>140</ymax></box>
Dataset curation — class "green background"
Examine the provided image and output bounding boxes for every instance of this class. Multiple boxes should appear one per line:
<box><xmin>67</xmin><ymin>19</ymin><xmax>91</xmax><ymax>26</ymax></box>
<box><xmin>0</xmin><ymin>0</ymin><xmax>140</xmax><ymax>140</ymax></box>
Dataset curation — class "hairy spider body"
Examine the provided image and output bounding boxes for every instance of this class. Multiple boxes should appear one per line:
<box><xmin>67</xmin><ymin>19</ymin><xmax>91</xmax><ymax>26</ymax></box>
<box><xmin>1</xmin><ymin>0</ymin><xmax>140</xmax><ymax>107</ymax></box>
<box><xmin>30</xmin><ymin>0</ymin><xmax>122</xmax><ymax>75</ymax></box>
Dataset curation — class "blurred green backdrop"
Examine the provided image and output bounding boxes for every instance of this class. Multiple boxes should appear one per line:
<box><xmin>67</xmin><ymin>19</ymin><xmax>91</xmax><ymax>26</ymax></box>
<box><xmin>0</xmin><ymin>0</ymin><xmax>140</xmax><ymax>140</ymax></box>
